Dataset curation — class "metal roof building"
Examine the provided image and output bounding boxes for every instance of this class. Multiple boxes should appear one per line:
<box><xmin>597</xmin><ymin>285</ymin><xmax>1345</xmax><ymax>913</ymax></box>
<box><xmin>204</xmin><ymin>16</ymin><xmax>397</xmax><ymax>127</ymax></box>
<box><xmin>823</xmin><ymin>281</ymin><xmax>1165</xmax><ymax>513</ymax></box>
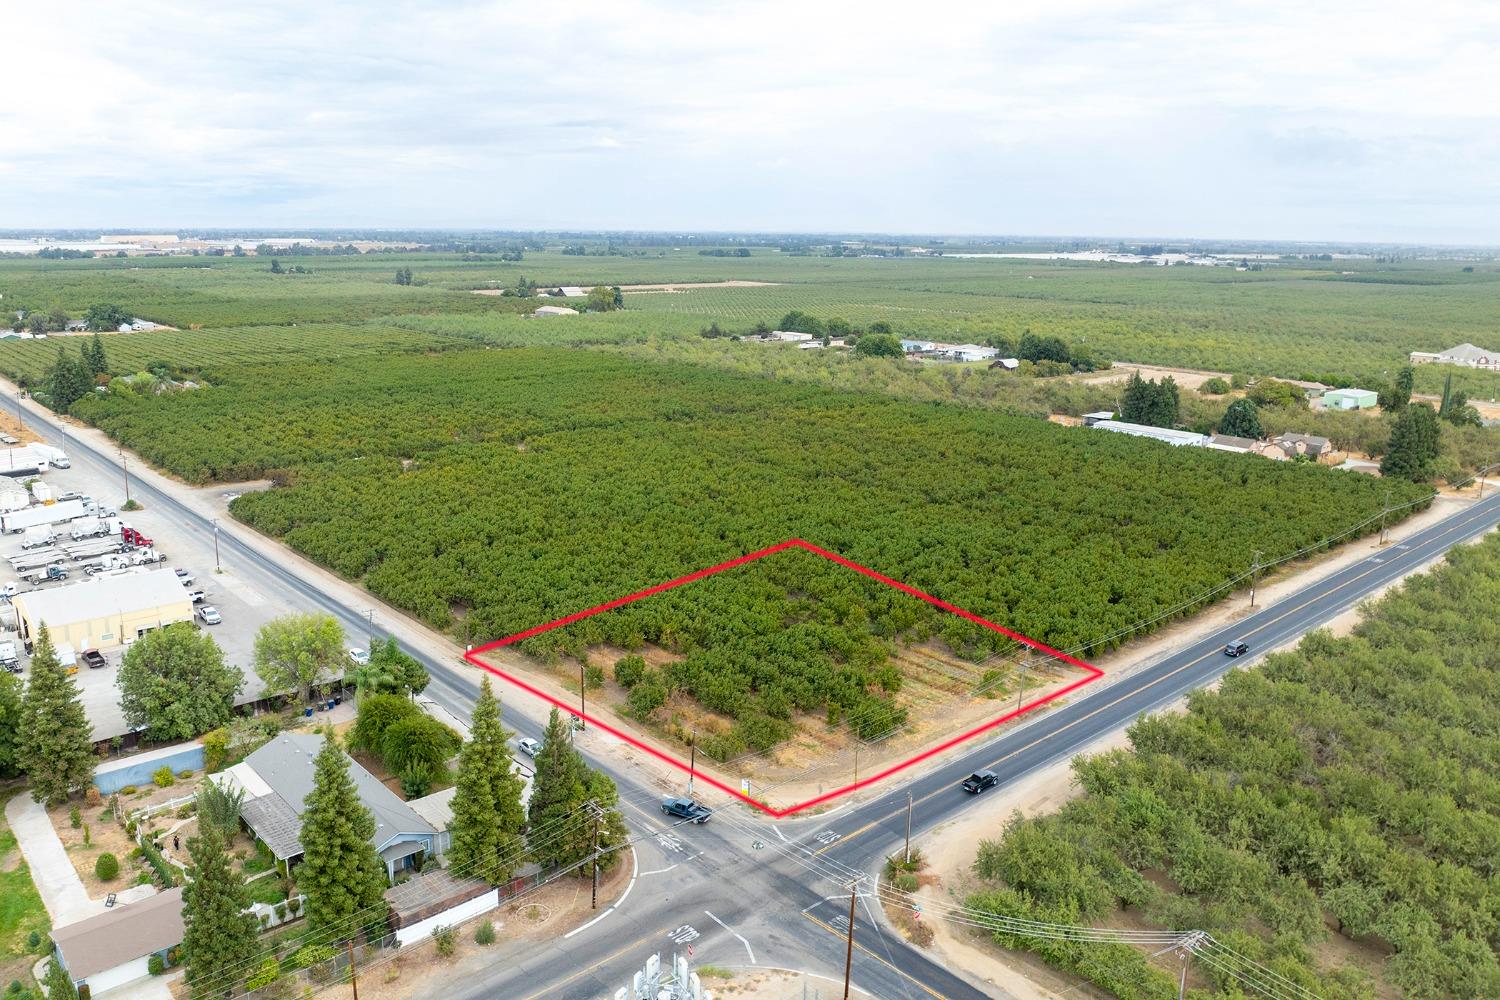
<box><xmin>1092</xmin><ymin>420</ymin><xmax>1209</xmax><ymax>447</ymax></box>
<box><xmin>11</xmin><ymin>567</ymin><xmax>191</xmax><ymax>650</ymax></box>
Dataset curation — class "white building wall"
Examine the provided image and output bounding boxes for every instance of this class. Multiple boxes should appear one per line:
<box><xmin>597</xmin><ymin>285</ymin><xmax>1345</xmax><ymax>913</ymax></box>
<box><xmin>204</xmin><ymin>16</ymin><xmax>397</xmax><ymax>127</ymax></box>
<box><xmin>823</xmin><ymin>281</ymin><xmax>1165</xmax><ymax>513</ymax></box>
<box><xmin>84</xmin><ymin>956</ymin><xmax>152</xmax><ymax>994</ymax></box>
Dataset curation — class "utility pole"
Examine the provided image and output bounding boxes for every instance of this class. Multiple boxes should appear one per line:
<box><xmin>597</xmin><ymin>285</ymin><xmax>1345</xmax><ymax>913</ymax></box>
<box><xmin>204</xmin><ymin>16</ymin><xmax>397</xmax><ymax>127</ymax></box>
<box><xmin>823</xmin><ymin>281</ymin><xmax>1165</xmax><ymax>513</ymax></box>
<box><xmin>578</xmin><ymin>661</ymin><xmax>586</xmax><ymax>733</ymax></box>
<box><xmin>904</xmin><ymin>790</ymin><xmax>913</xmax><ymax>864</ymax></box>
<box><xmin>211</xmin><ymin>518</ymin><xmax>221</xmax><ymax>572</ymax></box>
<box><xmin>852</xmin><ymin>743</ymin><xmax>859</xmax><ymax>790</ymax></box>
<box><xmin>362</xmin><ymin>608</ymin><xmax>374</xmax><ymax>640</ymax></box>
<box><xmin>1378</xmin><ymin>488</ymin><xmax>1392</xmax><ymax>547</ymax></box>
<box><xmin>590</xmin><ymin>803</ymin><xmax>601</xmax><ymax>910</ymax></box>
<box><xmin>346</xmin><ymin>939</ymin><xmax>359</xmax><ymax>1000</ymax></box>
<box><xmin>688</xmin><ymin>727</ymin><xmax>697</xmax><ymax>795</ymax></box>
<box><xmin>1015</xmin><ymin>658</ymin><xmax>1029</xmax><ymax>713</ymax></box>
<box><xmin>1249</xmin><ymin>549</ymin><xmax>1263</xmax><ymax>609</ymax></box>
<box><xmin>842</xmin><ymin>882</ymin><xmax>858</xmax><ymax>1000</ymax></box>
<box><xmin>120</xmin><ymin>449</ymin><xmax>131</xmax><ymax>504</ymax></box>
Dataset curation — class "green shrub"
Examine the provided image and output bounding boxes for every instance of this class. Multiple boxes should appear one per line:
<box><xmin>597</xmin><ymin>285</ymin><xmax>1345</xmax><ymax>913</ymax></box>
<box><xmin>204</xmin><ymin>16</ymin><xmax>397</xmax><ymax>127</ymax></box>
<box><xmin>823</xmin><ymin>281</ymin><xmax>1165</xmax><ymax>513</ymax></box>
<box><xmin>151</xmin><ymin>766</ymin><xmax>175</xmax><ymax>788</ymax></box>
<box><xmin>290</xmin><ymin>943</ymin><xmax>334</xmax><ymax>969</ymax></box>
<box><xmin>1199</xmin><ymin>376</ymin><xmax>1231</xmax><ymax>395</ymax></box>
<box><xmin>584</xmin><ymin>664</ymin><xmax>604</xmax><ymax>690</ymax></box>
<box><xmin>120</xmin><ymin>785</ymin><xmax>137</xmax><ymax>796</ymax></box>
<box><xmin>69</xmin><ymin>806</ymin><xmax>81</xmax><ymax>829</ymax></box>
<box><xmin>177</xmin><ymin>769</ymin><xmax>194</xmax><ymax>779</ymax></box>
<box><xmin>245</xmin><ymin>957</ymin><xmax>280</xmax><ymax>991</ymax></box>
<box><xmin>613</xmin><ymin>654</ymin><xmax>647</xmax><ymax>688</ymax></box>
<box><xmin>25</xmin><ymin>931</ymin><xmax>41</xmax><ymax>952</ymax></box>
<box><xmin>202</xmin><ymin>728</ymin><xmax>229</xmax><ymax>772</ymax></box>
<box><xmin>94</xmin><ymin>853</ymin><xmax>119</xmax><ymax>880</ymax></box>
<box><xmin>147</xmin><ymin>955</ymin><xmax>164</xmax><ymax>976</ymax></box>
<box><xmin>431</xmin><ymin>924</ymin><xmax>457</xmax><ymax>958</ymax></box>
<box><xmin>473</xmin><ymin>920</ymin><xmax>495</xmax><ymax>945</ymax></box>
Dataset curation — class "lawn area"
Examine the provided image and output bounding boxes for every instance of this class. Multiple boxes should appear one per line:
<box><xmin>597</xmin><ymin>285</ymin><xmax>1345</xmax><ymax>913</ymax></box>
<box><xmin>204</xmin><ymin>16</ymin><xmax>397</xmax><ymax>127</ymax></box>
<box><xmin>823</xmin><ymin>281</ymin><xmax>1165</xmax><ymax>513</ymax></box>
<box><xmin>0</xmin><ymin>789</ymin><xmax>51</xmax><ymax>985</ymax></box>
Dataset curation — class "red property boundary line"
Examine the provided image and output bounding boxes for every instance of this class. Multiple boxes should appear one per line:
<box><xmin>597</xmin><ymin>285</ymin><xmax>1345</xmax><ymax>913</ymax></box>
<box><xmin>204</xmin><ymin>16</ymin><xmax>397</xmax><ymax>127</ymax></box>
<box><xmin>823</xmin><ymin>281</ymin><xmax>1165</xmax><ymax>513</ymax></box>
<box><xmin>463</xmin><ymin>538</ymin><xmax>1104</xmax><ymax>819</ymax></box>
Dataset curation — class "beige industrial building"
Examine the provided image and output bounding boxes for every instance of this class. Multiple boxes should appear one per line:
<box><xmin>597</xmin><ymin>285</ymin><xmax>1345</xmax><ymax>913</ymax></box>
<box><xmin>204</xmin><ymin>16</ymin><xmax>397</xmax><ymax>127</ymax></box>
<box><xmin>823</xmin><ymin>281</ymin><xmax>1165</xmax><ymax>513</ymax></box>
<box><xmin>12</xmin><ymin>569</ymin><xmax>192</xmax><ymax>650</ymax></box>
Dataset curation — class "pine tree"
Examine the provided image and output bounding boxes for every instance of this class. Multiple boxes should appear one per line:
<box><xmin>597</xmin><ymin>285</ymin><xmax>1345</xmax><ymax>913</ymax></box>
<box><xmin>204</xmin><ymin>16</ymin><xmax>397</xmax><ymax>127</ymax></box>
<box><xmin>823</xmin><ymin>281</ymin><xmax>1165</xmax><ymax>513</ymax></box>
<box><xmin>298</xmin><ymin>730</ymin><xmax>387</xmax><ymax>938</ymax></box>
<box><xmin>182</xmin><ymin>824</ymin><xmax>259</xmax><ymax>1000</ymax></box>
<box><xmin>85</xmin><ymin>332</ymin><xmax>108</xmax><ymax>377</ymax></box>
<box><xmin>0</xmin><ymin>669</ymin><xmax>22</xmax><ymax>780</ymax></box>
<box><xmin>18</xmin><ymin>626</ymin><xmax>95</xmax><ymax>805</ymax></box>
<box><xmin>526</xmin><ymin>708</ymin><xmax>587</xmax><ymax>867</ymax></box>
<box><xmin>1218</xmin><ymin>398</ymin><xmax>1264</xmax><ymax>439</ymax></box>
<box><xmin>1381</xmin><ymin>403</ymin><xmax>1442</xmax><ymax>482</ymax></box>
<box><xmin>448</xmin><ymin>678</ymin><xmax>527</xmax><ymax>885</ymax></box>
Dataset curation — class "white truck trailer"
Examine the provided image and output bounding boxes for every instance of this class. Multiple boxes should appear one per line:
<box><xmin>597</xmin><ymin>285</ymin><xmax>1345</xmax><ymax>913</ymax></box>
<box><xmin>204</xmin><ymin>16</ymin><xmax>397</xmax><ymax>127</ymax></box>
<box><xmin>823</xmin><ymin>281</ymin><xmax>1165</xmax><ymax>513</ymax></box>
<box><xmin>0</xmin><ymin>446</ymin><xmax>52</xmax><ymax>478</ymax></box>
<box><xmin>0</xmin><ymin>489</ymin><xmax>28</xmax><ymax>513</ymax></box>
<box><xmin>68</xmin><ymin>517</ymin><xmax>122</xmax><ymax>543</ymax></box>
<box><xmin>29</xmin><ymin>445</ymin><xmax>69</xmax><ymax>469</ymax></box>
<box><xmin>1</xmin><ymin>499</ymin><xmax>86</xmax><ymax>534</ymax></box>
<box><xmin>21</xmin><ymin>526</ymin><xmax>55</xmax><ymax>550</ymax></box>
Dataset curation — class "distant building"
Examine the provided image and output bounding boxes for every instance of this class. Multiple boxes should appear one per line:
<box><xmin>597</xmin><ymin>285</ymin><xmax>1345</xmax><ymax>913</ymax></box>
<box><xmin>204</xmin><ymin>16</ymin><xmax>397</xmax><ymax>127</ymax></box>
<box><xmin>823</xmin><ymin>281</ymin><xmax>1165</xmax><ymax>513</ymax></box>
<box><xmin>935</xmin><ymin>343</ymin><xmax>997</xmax><ymax>362</ymax></box>
<box><xmin>12</xmin><ymin>568</ymin><xmax>193</xmax><ymax>651</ymax></box>
<box><xmin>1207</xmin><ymin>434</ymin><xmax>1257</xmax><ymax>453</ymax></box>
<box><xmin>989</xmin><ymin>357</ymin><xmax>1020</xmax><ymax>370</ymax></box>
<box><xmin>1409</xmin><ymin>343</ymin><xmax>1500</xmax><ymax>371</ymax></box>
<box><xmin>797</xmin><ymin>338</ymin><xmax>845</xmax><ymax>350</ymax></box>
<box><xmin>1266</xmin><ymin>432</ymin><xmax>1334</xmax><ymax>461</ymax></box>
<box><xmin>52</xmin><ymin>888</ymin><xmax>184</xmax><ymax>995</ymax></box>
<box><xmin>1321</xmin><ymin>387</ymin><xmax>1378</xmax><ymax>410</ymax></box>
<box><xmin>532</xmin><ymin>305</ymin><xmax>579</xmax><ymax>317</ymax></box>
<box><xmin>1092</xmin><ymin>420</ymin><xmax>1208</xmax><ymax>447</ymax></box>
<box><xmin>768</xmin><ymin>330</ymin><xmax>814</xmax><ymax>342</ymax></box>
<box><xmin>1082</xmin><ymin>411</ymin><xmax>1115</xmax><ymax>427</ymax></box>
<box><xmin>900</xmin><ymin>339</ymin><xmax>935</xmax><ymax>353</ymax></box>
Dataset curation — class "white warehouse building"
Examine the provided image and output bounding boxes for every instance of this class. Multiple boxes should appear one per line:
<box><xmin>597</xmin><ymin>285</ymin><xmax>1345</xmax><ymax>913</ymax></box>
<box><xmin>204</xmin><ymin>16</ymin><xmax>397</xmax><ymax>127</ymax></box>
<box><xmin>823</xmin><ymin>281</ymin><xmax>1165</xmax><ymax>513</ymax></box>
<box><xmin>12</xmin><ymin>568</ymin><xmax>193</xmax><ymax>651</ymax></box>
<box><xmin>1092</xmin><ymin>420</ymin><xmax>1209</xmax><ymax>447</ymax></box>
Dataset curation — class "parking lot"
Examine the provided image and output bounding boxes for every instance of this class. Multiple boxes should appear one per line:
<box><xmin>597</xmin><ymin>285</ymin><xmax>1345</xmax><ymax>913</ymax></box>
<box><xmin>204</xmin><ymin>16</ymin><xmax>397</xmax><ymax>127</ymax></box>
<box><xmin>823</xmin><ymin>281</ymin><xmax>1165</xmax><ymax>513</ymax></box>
<box><xmin>0</xmin><ymin>457</ymin><xmax>360</xmax><ymax>741</ymax></box>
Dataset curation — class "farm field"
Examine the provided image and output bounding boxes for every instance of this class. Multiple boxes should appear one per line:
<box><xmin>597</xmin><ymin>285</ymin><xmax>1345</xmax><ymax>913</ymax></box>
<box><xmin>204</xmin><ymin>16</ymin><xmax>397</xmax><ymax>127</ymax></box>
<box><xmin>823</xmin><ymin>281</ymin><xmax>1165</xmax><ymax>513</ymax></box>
<box><xmin>59</xmin><ymin>346</ymin><xmax>1427</xmax><ymax>756</ymax></box>
<box><xmin>4</xmin><ymin>252</ymin><xmax>1500</xmax><ymax>396</ymax></box>
<box><xmin>966</xmin><ymin>531</ymin><xmax>1500</xmax><ymax>999</ymax></box>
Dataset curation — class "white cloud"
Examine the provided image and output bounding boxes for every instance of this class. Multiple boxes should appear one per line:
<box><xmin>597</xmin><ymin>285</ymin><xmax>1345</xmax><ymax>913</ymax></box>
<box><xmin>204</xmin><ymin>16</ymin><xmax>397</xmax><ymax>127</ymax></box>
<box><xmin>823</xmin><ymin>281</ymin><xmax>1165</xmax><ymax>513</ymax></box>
<box><xmin>2</xmin><ymin>0</ymin><xmax>1498</xmax><ymax>241</ymax></box>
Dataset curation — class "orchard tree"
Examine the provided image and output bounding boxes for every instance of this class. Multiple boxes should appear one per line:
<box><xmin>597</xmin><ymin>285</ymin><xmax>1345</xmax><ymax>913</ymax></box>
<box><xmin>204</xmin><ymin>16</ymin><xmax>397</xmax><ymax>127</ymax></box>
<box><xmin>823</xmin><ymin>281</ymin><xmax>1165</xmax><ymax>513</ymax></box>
<box><xmin>18</xmin><ymin>627</ymin><xmax>95</xmax><ymax>804</ymax></box>
<box><xmin>852</xmin><ymin>333</ymin><xmax>904</xmax><ymax>359</ymax></box>
<box><xmin>253</xmin><ymin>613</ymin><xmax>344</xmax><ymax>704</ymax></box>
<box><xmin>1218</xmin><ymin>398</ymin><xmax>1264</xmax><ymax>439</ymax></box>
<box><xmin>182</xmin><ymin>824</ymin><xmax>259</xmax><ymax>1000</ymax></box>
<box><xmin>447</xmin><ymin>677</ymin><xmax>527</xmax><ymax>884</ymax></box>
<box><xmin>119</xmin><ymin>623</ymin><xmax>242</xmax><ymax>741</ymax></box>
<box><xmin>299</xmin><ymin>731</ymin><xmax>387</xmax><ymax>937</ymax></box>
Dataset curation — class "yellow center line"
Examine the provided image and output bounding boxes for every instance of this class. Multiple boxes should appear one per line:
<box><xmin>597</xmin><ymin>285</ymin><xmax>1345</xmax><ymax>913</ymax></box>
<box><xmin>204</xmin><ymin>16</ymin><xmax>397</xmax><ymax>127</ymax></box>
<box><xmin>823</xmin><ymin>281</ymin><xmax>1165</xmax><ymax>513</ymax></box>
<box><xmin>518</xmin><ymin>927</ymin><xmax>670</xmax><ymax>1000</ymax></box>
<box><xmin>817</xmin><ymin>505</ymin><xmax>1495</xmax><ymax>856</ymax></box>
<box><xmin>803</xmin><ymin>911</ymin><xmax>949</xmax><ymax>999</ymax></box>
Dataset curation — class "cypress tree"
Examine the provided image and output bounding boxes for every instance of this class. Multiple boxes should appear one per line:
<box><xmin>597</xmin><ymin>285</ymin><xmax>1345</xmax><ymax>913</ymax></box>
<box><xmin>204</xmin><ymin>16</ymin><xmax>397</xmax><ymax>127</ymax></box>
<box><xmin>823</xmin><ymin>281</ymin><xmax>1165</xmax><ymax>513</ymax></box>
<box><xmin>18</xmin><ymin>626</ymin><xmax>95</xmax><ymax>805</ymax></box>
<box><xmin>44</xmin><ymin>954</ymin><xmax>77</xmax><ymax>1000</ymax></box>
<box><xmin>298</xmin><ymin>730</ymin><xmax>387</xmax><ymax>938</ymax></box>
<box><xmin>447</xmin><ymin>677</ymin><xmax>527</xmax><ymax>884</ymax></box>
<box><xmin>86</xmin><ymin>332</ymin><xmax>108</xmax><ymax>376</ymax></box>
<box><xmin>182</xmin><ymin>824</ymin><xmax>259</xmax><ymax>1000</ymax></box>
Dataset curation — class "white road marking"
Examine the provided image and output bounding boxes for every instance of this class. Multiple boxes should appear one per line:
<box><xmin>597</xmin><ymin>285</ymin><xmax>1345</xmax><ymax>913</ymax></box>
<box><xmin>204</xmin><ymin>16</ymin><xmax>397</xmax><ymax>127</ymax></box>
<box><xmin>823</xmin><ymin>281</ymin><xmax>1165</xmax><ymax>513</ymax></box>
<box><xmin>704</xmin><ymin>910</ymin><xmax>756</xmax><ymax>964</ymax></box>
<box><xmin>562</xmin><ymin>843</ymin><xmax>639</xmax><ymax>940</ymax></box>
<box><xmin>668</xmin><ymin>924</ymin><xmax>701</xmax><ymax>944</ymax></box>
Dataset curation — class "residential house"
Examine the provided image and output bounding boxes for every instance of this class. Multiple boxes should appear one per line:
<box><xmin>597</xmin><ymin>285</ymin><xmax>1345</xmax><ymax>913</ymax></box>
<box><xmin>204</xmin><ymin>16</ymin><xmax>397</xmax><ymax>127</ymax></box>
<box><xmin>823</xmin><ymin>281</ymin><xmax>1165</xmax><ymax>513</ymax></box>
<box><xmin>1266</xmin><ymin>432</ymin><xmax>1334</xmax><ymax>461</ymax></box>
<box><xmin>900</xmin><ymin>339</ymin><xmax>935</xmax><ymax>354</ymax></box>
<box><xmin>768</xmin><ymin>330</ymin><xmax>814</xmax><ymax>342</ymax></box>
<box><xmin>1409</xmin><ymin>343</ymin><xmax>1500</xmax><ymax>371</ymax></box>
<box><xmin>52</xmin><ymin>888</ymin><xmax>184</xmax><ymax>995</ymax></box>
<box><xmin>223</xmin><ymin>732</ymin><xmax>438</xmax><ymax>879</ymax></box>
<box><xmin>989</xmin><ymin>357</ymin><xmax>1020</xmax><ymax>371</ymax></box>
<box><xmin>1207</xmin><ymin>434</ymin><xmax>1257</xmax><ymax>453</ymax></box>
<box><xmin>532</xmin><ymin>305</ymin><xmax>579</xmax><ymax>317</ymax></box>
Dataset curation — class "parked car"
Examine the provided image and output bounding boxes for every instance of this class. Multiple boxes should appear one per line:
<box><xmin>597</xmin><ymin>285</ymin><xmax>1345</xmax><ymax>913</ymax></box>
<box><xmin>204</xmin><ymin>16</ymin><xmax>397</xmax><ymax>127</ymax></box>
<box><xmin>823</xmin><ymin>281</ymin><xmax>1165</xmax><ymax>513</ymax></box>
<box><xmin>184</xmin><ymin>589</ymin><xmax>207</xmax><ymax>604</ymax></box>
<box><xmin>196</xmin><ymin>605</ymin><xmax>222</xmax><ymax>625</ymax></box>
<box><xmin>81</xmin><ymin>649</ymin><xmax>108</xmax><ymax>670</ymax></box>
<box><xmin>516</xmin><ymin>737</ymin><xmax>541</xmax><ymax>757</ymax></box>
<box><xmin>175</xmin><ymin>568</ymin><xmax>195</xmax><ymax>587</ymax></box>
<box><xmin>660</xmin><ymin>797</ymin><xmax>712</xmax><ymax>823</ymax></box>
<box><xmin>348</xmin><ymin>646</ymin><xmax>370</xmax><ymax>666</ymax></box>
<box><xmin>1223</xmin><ymin>640</ymin><xmax>1250</xmax><ymax>657</ymax></box>
<box><xmin>962</xmin><ymin>770</ymin><xmax>1000</xmax><ymax>794</ymax></box>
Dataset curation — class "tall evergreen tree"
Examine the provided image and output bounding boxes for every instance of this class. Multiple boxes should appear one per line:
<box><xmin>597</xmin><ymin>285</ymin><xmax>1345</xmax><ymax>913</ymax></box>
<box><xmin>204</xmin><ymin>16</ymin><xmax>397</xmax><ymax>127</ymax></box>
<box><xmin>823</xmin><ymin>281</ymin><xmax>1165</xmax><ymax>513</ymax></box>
<box><xmin>85</xmin><ymin>332</ymin><xmax>108</xmax><ymax>377</ymax></box>
<box><xmin>527</xmin><ymin>708</ymin><xmax>587</xmax><ymax>866</ymax></box>
<box><xmin>44</xmin><ymin>954</ymin><xmax>77</xmax><ymax>1000</ymax></box>
<box><xmin>298</xmin><ymin>730</ymin><xmax>387</xmax><ymax>938</ymax></box>
<box><xmin>0</xmin><ymin>669</ymin><xmax>22</xmax><ymax>780</ymax></box>
<box><xmin>448</xmin><ymin>678</ymin><xmax>527</xmax><ymax>885</ymax></box>
<box><xmin>18</xmin><ymin>627</ymin><xmax>95</xmax><ymax>805</ymax></box>
<box><xmin>1381</xmin><ymin>403</ymin><xmax>1442</xmax><ymax>482</ymax></box>
<box><xmin>182</xmin><ymin>824</ymin><xmax>259</xmax><ymax>1000</ymax></box>
<box><xmin>44</xmin><ymin>347</ymin><xmax>92</xmax><ymax>410</ymax></box>
<box><xmin>1218</xmin><ymin>398</ymin><xmax>1264</xmax><ymax>439</ymax></box>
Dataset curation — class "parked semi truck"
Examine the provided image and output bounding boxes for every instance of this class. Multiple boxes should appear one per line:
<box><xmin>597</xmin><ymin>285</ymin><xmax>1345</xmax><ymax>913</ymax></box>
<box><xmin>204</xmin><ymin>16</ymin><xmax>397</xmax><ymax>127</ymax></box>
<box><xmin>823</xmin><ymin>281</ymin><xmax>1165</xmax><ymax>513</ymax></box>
<box><xmin>69</xmin><ymin>517</ymin><xmax>122</xmax><ymax>542</ymax></box>
<box><xmin>30</xmin><ymin>445</ymin><xmax>69</xmax><ymax>469</ymax></box>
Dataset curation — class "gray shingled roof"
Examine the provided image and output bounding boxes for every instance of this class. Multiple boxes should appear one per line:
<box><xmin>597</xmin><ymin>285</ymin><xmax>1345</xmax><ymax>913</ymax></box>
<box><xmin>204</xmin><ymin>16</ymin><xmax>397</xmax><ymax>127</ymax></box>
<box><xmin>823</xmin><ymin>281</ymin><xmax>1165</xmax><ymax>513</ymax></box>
<box><xmin>240</xmin><ymin>790</ymin><xmax>303</xmax><ymax>860</ymax></box>
<box><xmin>54</xmin><ymin>888</ymin><xmax>184</xmax><ymax>980</ymax></box>
<box><xmin>240</xmin><ymin>733</ymin><xmax>434</xmax><ymax>858</ymax></box>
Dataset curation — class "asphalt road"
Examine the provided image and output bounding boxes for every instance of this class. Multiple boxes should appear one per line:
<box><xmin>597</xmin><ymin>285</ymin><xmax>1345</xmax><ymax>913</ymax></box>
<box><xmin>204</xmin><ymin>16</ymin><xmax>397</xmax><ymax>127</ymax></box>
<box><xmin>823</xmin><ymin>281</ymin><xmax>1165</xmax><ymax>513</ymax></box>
<box><xmin>18</xmin><ymin>392</ymin><xmax>1499</xmax><ymax>999</ymax></box>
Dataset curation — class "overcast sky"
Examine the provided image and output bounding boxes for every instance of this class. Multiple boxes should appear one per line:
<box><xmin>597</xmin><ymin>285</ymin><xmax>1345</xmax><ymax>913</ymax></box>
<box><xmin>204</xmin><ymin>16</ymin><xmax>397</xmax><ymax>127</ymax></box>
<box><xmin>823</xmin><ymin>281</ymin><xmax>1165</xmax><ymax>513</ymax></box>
<box><xmin>4</xmin><ymin>1</ymin><xmax>1499</xmax><ymax>243</ymax></box>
